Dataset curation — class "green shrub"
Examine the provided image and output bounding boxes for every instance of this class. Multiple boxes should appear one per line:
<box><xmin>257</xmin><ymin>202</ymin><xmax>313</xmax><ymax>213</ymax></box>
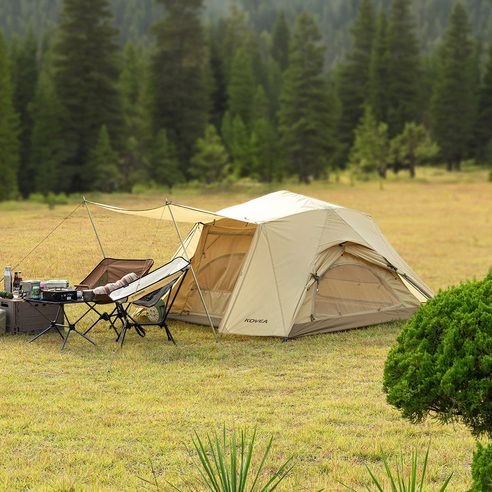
<box><xmin>383</xmin><ymin>270</ymin><xmax>492</xmax><ymax>438</ymax></box>
<box><xmin>469</xmin><ymin>443</ymin><xmax>492</xmax><ymax>492</ymax></box>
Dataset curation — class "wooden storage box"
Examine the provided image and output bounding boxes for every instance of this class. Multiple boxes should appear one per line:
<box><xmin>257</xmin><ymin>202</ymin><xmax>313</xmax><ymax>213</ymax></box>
<box><xmin>0</xmin><ymin>299</ymin><xmax>64</xmax><ymax>336</ymax></box>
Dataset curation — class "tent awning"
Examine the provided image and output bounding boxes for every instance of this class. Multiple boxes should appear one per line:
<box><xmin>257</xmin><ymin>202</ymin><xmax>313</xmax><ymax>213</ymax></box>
<box><xmin>85</xmin><ymin>200</ymin><xmax>248</xmax><ymax>224</ymax></box>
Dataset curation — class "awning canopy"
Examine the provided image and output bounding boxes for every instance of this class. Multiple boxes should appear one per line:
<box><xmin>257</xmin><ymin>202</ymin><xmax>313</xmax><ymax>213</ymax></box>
<box><xmin>85</xmin><ymin>200</ymin><xmax>245</xmax><ymax>224</ymax></box>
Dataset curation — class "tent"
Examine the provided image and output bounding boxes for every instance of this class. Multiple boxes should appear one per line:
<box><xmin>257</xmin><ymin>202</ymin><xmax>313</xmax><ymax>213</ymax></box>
<box><xmin>167</xmin><ymin>191</ymin><xmax>433</xmax><ymax>338</ymax></box>
<box><xmin>91</xmin><ymin>191</ymin><xmax>433</xmax><ymax>338</ymax></box>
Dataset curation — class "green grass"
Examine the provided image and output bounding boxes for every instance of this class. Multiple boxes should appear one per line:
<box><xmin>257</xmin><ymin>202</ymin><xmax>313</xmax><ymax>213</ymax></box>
<box><xmin>0</xmin><ymin>168</ymin><xmax>490</xmax><ymax>490</ymax></box>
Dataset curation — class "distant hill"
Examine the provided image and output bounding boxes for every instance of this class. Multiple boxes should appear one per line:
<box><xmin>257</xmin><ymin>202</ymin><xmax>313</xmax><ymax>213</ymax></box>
<box><xmin>0</xmin><ymin>0</ymin><xmax>490</xmax><ymax>67</ymax></box>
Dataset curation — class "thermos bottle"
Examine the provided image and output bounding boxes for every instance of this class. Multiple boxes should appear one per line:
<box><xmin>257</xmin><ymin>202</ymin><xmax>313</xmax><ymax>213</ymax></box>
<box><xmin>4</xmin><ymin>266</ymin><xmax>12</xmax><ymax>293</ymax></box>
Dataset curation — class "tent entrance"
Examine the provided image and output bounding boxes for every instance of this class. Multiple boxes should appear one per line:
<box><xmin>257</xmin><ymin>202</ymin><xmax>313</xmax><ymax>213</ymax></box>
<box><xmin>312</xmin><ymin>253</ymin><xmax>403</xmax><ymax>319</ymax></box>
<box><xmin>169</xmin><ymin>222</ymin><xmax>256</xmax><ymax>323</ymax></box>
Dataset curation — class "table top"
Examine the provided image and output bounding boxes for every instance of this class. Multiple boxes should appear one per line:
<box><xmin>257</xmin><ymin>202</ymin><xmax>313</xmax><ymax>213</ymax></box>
<box><xmin>23</xmin><ymin>297</ymin><xmax>87</xmax><ymax>306</ymax></box>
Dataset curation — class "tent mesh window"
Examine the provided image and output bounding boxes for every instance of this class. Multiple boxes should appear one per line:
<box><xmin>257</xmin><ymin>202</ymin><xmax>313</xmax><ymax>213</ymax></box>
<box><xmin>314</xmin><ymin>263</ymin><xmax>401</xmax><ymax>317</ymax></box>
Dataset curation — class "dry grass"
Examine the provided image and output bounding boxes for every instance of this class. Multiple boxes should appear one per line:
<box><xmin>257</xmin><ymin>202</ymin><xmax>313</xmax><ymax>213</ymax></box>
<box><xmin>0</xmin><ymin>167</ymin><xmax>490</xmax><ymax>491</ymax></box>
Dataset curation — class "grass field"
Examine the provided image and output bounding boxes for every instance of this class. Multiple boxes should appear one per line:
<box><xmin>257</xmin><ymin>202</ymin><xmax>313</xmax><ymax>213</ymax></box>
<box><xmin>0</xmin><ymin>168</ymin><xmax>491</xmax><ymax>491</ymax></box>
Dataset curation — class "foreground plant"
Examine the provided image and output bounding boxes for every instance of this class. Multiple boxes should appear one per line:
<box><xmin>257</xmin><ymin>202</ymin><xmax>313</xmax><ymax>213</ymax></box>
<box><xmin>340</xmin><ymin>445</ymin><xmax>452</xmax><ymax>492</ymax></box>
<box><xmin>140</xmin><ymin>426</ymin><xmax>323</xmax><ymax>492</ymax></box>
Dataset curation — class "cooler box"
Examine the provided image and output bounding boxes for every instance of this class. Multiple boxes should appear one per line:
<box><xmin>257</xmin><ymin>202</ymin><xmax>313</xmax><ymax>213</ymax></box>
<box><xmin>0</xmin><ymin>309</ymin><xmax>6</xmax><ymax>336</ymax></box>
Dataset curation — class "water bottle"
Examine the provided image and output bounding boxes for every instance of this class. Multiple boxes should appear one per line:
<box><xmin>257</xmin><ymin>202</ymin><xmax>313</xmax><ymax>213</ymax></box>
<box><xmin>4</xmin><ymin>266</ymin><xmax>12</xmax><ymax>293</ymax></box>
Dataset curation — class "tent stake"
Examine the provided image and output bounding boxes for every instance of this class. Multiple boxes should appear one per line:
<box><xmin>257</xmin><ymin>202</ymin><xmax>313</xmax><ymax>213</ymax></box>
<box><xmin>167</xmin><ymin>202</ymin><xmax>218</xmax><ymax>343</ymax></box>
<box><xmin>84</xmin><ymin>197</ymin><xmax>106</xmax><ymax>258</ymax></box>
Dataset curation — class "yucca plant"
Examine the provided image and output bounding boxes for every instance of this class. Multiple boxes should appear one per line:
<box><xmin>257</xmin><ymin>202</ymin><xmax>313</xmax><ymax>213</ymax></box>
<box><xmin>340</xmin><ymin>445</ymin><xmax>453</xmax><ymax>492</ymax></box>
<box><xmin>139</xmin><ymin>426</ymin><xmax>323</xmax><ymax>492</ymax></box>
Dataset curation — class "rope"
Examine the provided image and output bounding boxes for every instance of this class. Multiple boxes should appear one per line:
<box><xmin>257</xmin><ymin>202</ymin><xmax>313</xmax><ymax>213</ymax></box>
<box><xmin>0</xmin><ymin>201</ymin><xmax>84</xmax><ymax>287</ymax></box>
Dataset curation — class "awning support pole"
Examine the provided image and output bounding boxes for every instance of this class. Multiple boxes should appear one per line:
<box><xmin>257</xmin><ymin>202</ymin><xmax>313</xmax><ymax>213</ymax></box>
<box><xmin>167</xmin><ymin>202</ymin><xmax>218</xmax><ymax>343</ymax></box>
<box><xmin>84</xmin><ymin>197</ymin><xmax>106</xmax><ymax>258</ymax></box>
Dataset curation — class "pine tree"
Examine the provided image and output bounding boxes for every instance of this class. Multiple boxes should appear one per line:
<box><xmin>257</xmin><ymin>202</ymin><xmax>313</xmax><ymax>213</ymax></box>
<box><xmin>267</xmin><ymin>59</ymin><xmax>282</xmax><ymax>124</ymax></box>
<box><xmin>231</xmin><ymin>115</ymin><xmax>251</xmax><ymax>177</ymax></box>
<box><xmin>221</xmin><ymin>110</ymin><xmax>234</xmax><ymax>153</ymax></box>
<box><xmin>227</xmin><ymin>48</ymin><xmax>256</xmax><ymax>129</ymax></box>
<box><xmin>10</xmin><ymin>29</ymin><xmax>38</xmax><ymax>197</ymax></box>
<box><xmin>245</xmin><ymin>33</ymin><xmax>269</xmax><ymax>92</ymax></box>
<box><xmin>30</xmin><ymin>71</ymin><xmax>65</xmax><ymax>195</ymax></box>
<box><xmin>150</xmin><ymin>0</ymin><xmax>209</xmax><ymax>174</ymax></box>
<box><xmin>431</xmin><ymin>3</ymin><xmax>475</xmax><ymax>171</ymax></box>
<box><xmin>149</xmin><ymin>129</ymin><xmax>184</xmax><ymax>188</ymax></box>
<box><xmin>386</xmin><ymin>0</ymin><xmax>422</xmax><ymax>137</ymax></box>
<box><xmin>337</xmin><ymin>0</ymin><xmax>376</xmax><ymax>165</ymax></box>
<box><xmin>85</xmin><ymin>126</ymin><xmax>121</xmax><ymax>192</ymax></box>
<box><xmin>189</xmin><ymin>124</ymin><xmax>229</xmax><ymax>184</ymax></box>
<box><xmin>350</xmin><ymin>105</ymin><xmax>389</xmax><ymax>178</ymax></box>
<box><xmin>251</xmin><ymin>118</ymin><xmax>281</xmax><ymax>182</ymax></box>
<box><xmin>278</xmin><ymin>11</ymin><xmax>338</xmax><ymax>183</ymax></box>
<box><xmin>119</xmin><ymin>41</ymin><xmax>147</xmax><ymax>190</ymax></box>
<box><xmin>390</xmin><ymin>122</ymin><xmax>439</xmax><ymax>177</ymax></box>
<box><xmin>222</xmin><ymin>4</ymin><xmax>249</xmax><ymax>82</ymax></box>
<box><xmin>53</xmin><ymin>0</ymin><xmax>124</xmax><ymax>192</ymax></box>
<box><xmin>367</xmin><ymin>12</ymin><xmax>390</xmax><ymax>124</ymax></box>
<box><xmin>270</xmin><ymin>11</ymin><xmax>290</xmax><ymax>72</ymax></box>
<box><xmin>477</xmin><ymin>44</ymin><xmax>492</xmax><ymax>162</ymax></box>
<box><xmin>252</xmin><ymin>84</ymin><xmax>270</xmax><ymax>122</ymax></box>
<box><xmin>0</xmin><ymin>30</ymin><xmax>20</xmax><ymax>201</ymax></box>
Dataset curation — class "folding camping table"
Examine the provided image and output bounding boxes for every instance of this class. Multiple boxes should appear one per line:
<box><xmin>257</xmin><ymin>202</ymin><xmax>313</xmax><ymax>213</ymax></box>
<box><xmin>25</xmin><ymin>298</ymin><xmax>98</xmax><ymax>350</ymax></box>
<box><xmin>109</xmin><ymin>257</ymin><xmax>191</xmax><ymax>347</ymax></box>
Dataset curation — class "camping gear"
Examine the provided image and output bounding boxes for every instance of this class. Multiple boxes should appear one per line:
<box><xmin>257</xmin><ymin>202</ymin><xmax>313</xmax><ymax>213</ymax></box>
<box><xmin>42</xmin><ymin>290</ymin><xmax>78</xmax><ymax>302</ymax></box>
<box><xmin>0</xmin><ymin>309</ymin><xmax>6</xmax><ymax>335</ymax></box>
<box><xmin>89</xmin><ymin>191</ymin><xmax>433</xmax><ymax>339</ymax></box>
<box><xmin>1</xmin><ymin>298</ymin><xmax>64</xmax><ymax>336</ymax></box>
<box><xmin>110</xmin><ymin>257</ymin><xmax>190</xmax><ymax>347</ymax></box>
<box><xmin>45</xmin><ymin>280</ymin><xmax>69</xmax><ymax>290</ymax></box>
<box><xmin>3</xmin><ymin>266</ymin><xmax>12</xmax><ymax>293</ymax></box>
<box><xmin>20</xmin><ymin>280</ymin><xmax>41</xmax><ymax>298</ymax></box>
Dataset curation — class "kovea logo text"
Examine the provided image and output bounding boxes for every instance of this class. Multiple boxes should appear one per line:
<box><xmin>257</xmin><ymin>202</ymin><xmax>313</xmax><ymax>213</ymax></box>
<box><xmin>244</xmin><ymin>318</ymin><xmax>268</xmax><ymax>323</ymax></box>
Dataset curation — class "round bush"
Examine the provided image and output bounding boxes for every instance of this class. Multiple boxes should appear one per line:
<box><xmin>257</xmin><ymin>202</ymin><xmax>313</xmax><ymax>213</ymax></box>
<box><xmin>469</xmin><ymin>442</ymin><xmax>492</xmax><ymax>492</ymax></box>
<box><xmin>383</xmin><ymin>270</ymin><xmax>492</xmax><ymax>438</ymax></box>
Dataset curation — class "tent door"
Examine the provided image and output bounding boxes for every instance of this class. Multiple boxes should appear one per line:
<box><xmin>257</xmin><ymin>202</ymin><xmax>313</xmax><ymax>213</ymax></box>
<box><xmin>311</xmin><ymin>261</ymin><xmax>402</xmax><ymax>319</ymax></box>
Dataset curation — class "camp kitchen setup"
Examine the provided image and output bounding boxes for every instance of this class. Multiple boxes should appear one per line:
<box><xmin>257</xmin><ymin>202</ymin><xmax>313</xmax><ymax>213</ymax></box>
<box><xmin>0</xmin><ymin>192</ymin><xmax>433</xmax><ymax>349</ymax></box>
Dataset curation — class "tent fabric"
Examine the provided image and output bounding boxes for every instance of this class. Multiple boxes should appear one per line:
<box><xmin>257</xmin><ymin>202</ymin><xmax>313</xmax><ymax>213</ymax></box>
<box><xmin>90</xmin><ymin>191</ymin><xmax>433</xmax><ymax>338</ymax></box>
<box><xmin>167</xmin><ymin>191</ymin><xmax>433</xmax><ymax>338</ymax></box>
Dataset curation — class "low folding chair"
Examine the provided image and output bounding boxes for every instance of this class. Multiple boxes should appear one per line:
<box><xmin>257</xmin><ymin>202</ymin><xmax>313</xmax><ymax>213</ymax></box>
<box><xmin>109</xmin><ymin>257</ymin><xmax>191</xmax><ymax>347</ymax></box>
<box><xmin>74</xmin><ymin>257</ymin><xmax>154</xmax><ymax>336</ymax></box>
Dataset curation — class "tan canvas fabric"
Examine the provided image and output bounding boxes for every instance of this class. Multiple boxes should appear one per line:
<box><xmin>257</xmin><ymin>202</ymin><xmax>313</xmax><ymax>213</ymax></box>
<box><xmin>91</xmin><ymin>191</ymin><xmax>432</xmax><ymax>338</ymax></box>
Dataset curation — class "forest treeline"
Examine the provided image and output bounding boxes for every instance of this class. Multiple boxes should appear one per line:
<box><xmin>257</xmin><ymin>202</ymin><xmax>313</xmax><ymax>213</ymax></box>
<box><xmin>0</xmin><ymin>0</ymin><xmax>492</xmax><ymax>201</ymax></box>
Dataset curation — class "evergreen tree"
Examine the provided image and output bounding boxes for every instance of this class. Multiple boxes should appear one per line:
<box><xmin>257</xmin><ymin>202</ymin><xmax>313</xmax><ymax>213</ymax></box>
<box><xmin>85</xmin><ymin>125</ymin><xmax>120</xmax><ymax>192</ymax></box>
<box><xmin>477</xmin><ymin>44</ymin><xmax>492</xmax><ymax>162</ymax></box>
<box><xmin>189</xmin><ymin>124</ymin><xmax>229</xmax><ymax>184</ymax></box>
<box><xmin>431</xmin><ymin>3</ymin><xmax>475</xmax><ymax>171</ymax></box>
<box><xmin>252</xmin><ymin>84</ymin><xmax>270</xmax><ymax>122</ymax></box>
<box><xmin>118</xmin><ymin>41</ymin><xmax>147</xmax><ymax>190</ymax></box>
<box><xmin>53</xmin><ymin>0</ymin><xmax>124</xmax><ymax>192</ymax></box>
<box><xmin>367</xmin><ymin>12</ymin><xmax>390</xmax><ymax>124</ymax></box>
<box><xmin>245</xmin><ymin>33</ymin><xmax>269</xmax><ymax>94</ymax></box>
<box><xmin>150</xmin><ymin>0</ymin><xmax>209</xmax><ymax>173</ymax></box>
<box><xmin>278</xmin><ymin>11</ymin><xmax>338</xmax><ymax>183</ymax></box>
<box><xmin>386</xmin><ymin>0</ymin><xmax>422</xmax><ymax>137</ymax></box>
<box><xmin>10</xmin><ymin>29</ymin><xmax>38</xmax><ymax>197</ymax></box>
<box><xmin>349</xmin><ymin>105</ymin><xmax>389</xmax><ymax>178</ymax></box>
<box><xmin>30</xmin><ymin>71</ymin><xmax>65</xmax><ymax>195</ymax></box>
<box><xmin>0</xmin><ymin>30</ymin><xmax>19</xmax><ymax>201</ymax></box>
<box><xmin>220</xmin><ymin>110</ymin><xmax>234</xmax><ymax>153</ymax></box>
<box><xmin>251</xmin><ymin>118</ymin><xmax>281</xmax><ymax>182</ymax></box>
<box><xmin>270</xmin><ymin>11</ymin><xmax>290</xmax><ymax>72</ymax></box>
<box><xmin>207</xmin><ymin>20</ymin><xmax>228</xmax><ymax>131</ymax></box>
<box><xmin>390</xmin><ymin>122</ymin><xmax>439</xmax><ymax>177</ymax></box>
<box><xmin>149</xmin><ymin>129</ymin><xmax>184</xmax><ymax>188</ymax></box>
<box><xmin>222</xmin><ymin>4</ymin><xmax>249</xmax><ymax>82</ymax></box>
<box><xmin>231</xmin><ymin>115</ymin><xmax>251</xmax><ymax>177</ymax></box>
<box><xmin>267</xmin><ymin>59</ymin><xmax>282</xmax><ymax>124</ymax></box>
<box><xmin>227</xmin><ymin>48</ymin><xmax>256</xmax><ymax>129</ymax></box>
<box><xmin>337</xmin><ymin>0</ymin><xmax>376</xmax><ymax>165</ymax></box>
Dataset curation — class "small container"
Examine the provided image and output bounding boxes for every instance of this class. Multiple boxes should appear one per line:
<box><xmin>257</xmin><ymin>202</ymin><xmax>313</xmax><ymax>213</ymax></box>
<box><xmin>32</xmin><ymin>285</ymin><xmax>41</xmax><ymax>300</ymax></box>
<box><xmin>82</xmin><ymin>290</ymin><xmax>94</xmax><ymax>302</ymax></box>
<box><xmin>4</xmin><ymin>266</ymin><xmax>12</xmax><ymax>293</ymax></box>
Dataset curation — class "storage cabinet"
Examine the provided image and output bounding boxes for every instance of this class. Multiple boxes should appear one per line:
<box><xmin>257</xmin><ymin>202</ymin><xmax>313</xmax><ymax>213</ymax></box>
<box><xmin>0</xmin><ymin>298</ymin><xmax>64</xmax><ymax>336</ymax></box>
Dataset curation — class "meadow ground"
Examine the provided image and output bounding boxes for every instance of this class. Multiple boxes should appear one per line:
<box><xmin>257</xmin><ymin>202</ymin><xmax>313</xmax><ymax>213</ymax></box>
<box><xmin>0</xmin><ymin>167</ymin><xmax>491</xmax><ymax>491</ymax></box>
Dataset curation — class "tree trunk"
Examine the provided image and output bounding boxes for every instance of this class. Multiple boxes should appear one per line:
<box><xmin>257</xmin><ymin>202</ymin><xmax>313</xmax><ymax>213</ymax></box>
<box><xmin>378</xmin><ymin>165</ymin><xmax>387</xmax><ymax>179</ymax></box>
<box><xmin>409</xmin><ymin>155</ymin><xmax>415</xmax><ymax>178</ymax></box>
<box><xmin>447</xmin><ymin>158</ymin><xmax>453</xmax><ymax>171</ymax></box>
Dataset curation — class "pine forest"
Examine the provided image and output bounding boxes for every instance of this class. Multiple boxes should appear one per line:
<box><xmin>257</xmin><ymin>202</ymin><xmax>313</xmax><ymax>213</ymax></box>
<box><xmin>0</xmin><ymin>0</ymin><xmax>492</xmax><ymax>200</ymax></box>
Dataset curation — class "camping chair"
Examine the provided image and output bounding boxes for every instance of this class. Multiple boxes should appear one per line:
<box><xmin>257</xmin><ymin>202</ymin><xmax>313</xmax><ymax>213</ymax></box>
<box><xmin>75</xmin><ymin>257</ymin><xmax>154</xmax><ymax>336</ymax></box>
<box><xmin>109</xmin><ymin>257</ymin><xmax>191</xmax><ymax>347</ymax></box>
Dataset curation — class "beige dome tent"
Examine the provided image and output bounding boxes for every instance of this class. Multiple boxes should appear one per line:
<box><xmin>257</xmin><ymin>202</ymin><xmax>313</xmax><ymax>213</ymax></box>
<box><xmin>165</xmin><ymin>191</ymin><xmax>433</xmax><ymax>338</ymax></box>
